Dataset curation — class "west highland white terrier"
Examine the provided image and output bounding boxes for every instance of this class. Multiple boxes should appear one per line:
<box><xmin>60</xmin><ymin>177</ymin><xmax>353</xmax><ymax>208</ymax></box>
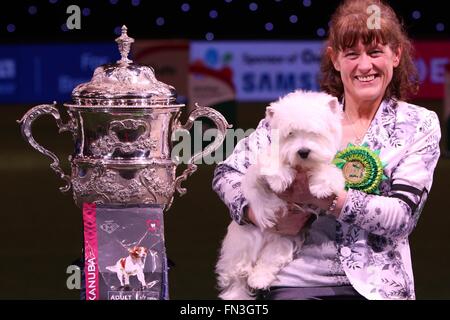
<box><xmin>216</xmin><ymin>90</ymin><xmax>345</xmax><ymax>300</ymax></box>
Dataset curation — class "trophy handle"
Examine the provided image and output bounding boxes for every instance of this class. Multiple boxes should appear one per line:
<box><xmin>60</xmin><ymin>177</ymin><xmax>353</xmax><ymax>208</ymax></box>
<box><xmin>17</xmin><ymin>103</ymin><xmax>77</xmax><ymax>193</ymax></box>
<box><xmin>174</xmin><ymin>103</ymin><xmax>231</xmax><ymax>196</ymax></box>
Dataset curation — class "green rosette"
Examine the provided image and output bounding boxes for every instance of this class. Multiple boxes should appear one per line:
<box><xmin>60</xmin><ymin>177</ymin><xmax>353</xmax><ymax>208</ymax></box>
<box><xmin>333</xmin><ymin>143</ymin><xmax>387</xmax><ymax>194</ymax></box>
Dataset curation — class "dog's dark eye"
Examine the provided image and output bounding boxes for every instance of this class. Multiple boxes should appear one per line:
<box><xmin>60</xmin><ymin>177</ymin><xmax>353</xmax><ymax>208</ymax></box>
<box><xmin>288</xmin><ymin>131</ymin><xmax>293</xmax><ymax>136</ymax></box>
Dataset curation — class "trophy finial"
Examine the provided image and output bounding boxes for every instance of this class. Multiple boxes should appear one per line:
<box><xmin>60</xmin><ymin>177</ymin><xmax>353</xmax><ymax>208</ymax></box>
<box><xmin>115</xmin><ymin>25</ymin><xmax>134</xmax><ymax>65</ymax></box>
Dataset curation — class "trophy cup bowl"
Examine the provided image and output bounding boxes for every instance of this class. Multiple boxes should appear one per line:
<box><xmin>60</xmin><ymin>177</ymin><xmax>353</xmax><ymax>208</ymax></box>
<box><xmin>18</xmin><ymin>26</ymin><xmax>231</xmax><ymax>211</ymax></box>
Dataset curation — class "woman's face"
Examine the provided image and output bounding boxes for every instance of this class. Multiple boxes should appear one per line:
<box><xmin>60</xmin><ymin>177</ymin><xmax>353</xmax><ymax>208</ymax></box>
<box><xmin>332</xmin><ymin>41</ymin><xmax>401</xmax><ymax>105</ymax></box>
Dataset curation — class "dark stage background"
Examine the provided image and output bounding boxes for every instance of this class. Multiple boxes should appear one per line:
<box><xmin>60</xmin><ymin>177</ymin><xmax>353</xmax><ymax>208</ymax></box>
<box><xmin>1</xmin><ymin>0</ymin><xmax>449</xmax><ymax>299</ymax></box>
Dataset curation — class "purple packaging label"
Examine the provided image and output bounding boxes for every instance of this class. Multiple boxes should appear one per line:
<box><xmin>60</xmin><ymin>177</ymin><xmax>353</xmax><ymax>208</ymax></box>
<box><xmin>83</xmin><ymin>204</ymin><xmax>166</xmax><ymax>300</ymax></box>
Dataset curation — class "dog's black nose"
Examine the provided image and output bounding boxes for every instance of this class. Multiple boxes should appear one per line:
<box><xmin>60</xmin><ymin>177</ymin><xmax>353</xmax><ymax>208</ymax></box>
<box><xmin>298</xmin><ymin>148</ymin><xmax>310</xmax><ymax>159</ymax></box>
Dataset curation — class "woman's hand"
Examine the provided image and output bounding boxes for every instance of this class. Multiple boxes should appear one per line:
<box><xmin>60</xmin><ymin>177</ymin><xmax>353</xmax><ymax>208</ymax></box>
<box><xmin>270</xmin><ymin>204</ymin><xmax>314</xmax><ymax>236</ymax></box>
<box><xmin>278</xmin><ymin>171</ymin><xmax>318</xmax><ymax>206</ymax></box>
<box><xmin>277</xmin><ymin>170</ymin><xmax>345</xmax><ymax>217</ymax></box>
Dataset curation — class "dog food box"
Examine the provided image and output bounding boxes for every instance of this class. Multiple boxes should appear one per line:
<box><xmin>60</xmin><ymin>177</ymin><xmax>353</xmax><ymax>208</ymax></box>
<box><xmin>82</xmin><ymin>203</ymin><xmax>168</xmax><ymax>300</ymax></box>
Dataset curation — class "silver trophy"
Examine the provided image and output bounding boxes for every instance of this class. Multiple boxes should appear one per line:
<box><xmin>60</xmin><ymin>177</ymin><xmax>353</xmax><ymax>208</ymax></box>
<box><xmin>18</xmin><ymin>26</ymin><xmax>230</xmax><ymax>211</ymax></box>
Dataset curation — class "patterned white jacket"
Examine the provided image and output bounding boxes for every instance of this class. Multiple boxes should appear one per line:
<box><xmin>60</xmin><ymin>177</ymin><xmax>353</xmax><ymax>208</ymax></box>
<box><xmin>212</xmin><ymin>98</ymin><xmax>441</xmax><ymax>300</ymax></box>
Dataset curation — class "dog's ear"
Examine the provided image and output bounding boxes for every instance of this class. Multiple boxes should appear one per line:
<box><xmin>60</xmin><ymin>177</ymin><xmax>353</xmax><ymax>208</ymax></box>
<box><xmin>328</xmin><ymin>97</ymin><xmax>340</xmax><ymax>114</ymax></box>
<box><xmin>265</xmin><ymin>106</ymin><xmax>275</xmax><ymax>120</ymax></box>
<box><xmin>129</xmin><ymin>246</ymin><xmax>138</xmax><ymax>253</ymax></box>
<box><xmin>327</xmin><ymin>97</ymin><xmax>343</xmax><ymax>147</ymax></box>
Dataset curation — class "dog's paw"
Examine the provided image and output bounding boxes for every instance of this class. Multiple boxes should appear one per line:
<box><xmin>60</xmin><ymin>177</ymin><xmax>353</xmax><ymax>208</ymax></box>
<box><xmin>265</xmin><ymin>169</ymin><xmax>295</xmax><ymax>193</ymax></box>
<box><xmin>247</xmin><ymin>270</ymin><xmax>277</xmax><ymax>290</ymax></box>
<box><xmin>265</xmin><ymin>175</ymin><xmax>286</xmax><ymax>193</ymax></box>
<box><xmin>309</xmin><ymin>183</ymin><xmax>334</xmax><ymax>199</ymax></box>
<box><xmin>219</xmin><ymin>289</ymin><xmax>255</xmax><ymax>300</ymax></box>
<box><xmin>309</xmin><ymin>165</ymin><xmax>345</xmax><ymax>198</ymax></box>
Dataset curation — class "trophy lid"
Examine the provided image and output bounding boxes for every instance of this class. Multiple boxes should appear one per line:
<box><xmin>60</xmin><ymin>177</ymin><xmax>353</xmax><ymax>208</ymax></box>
<box><xmin>71</xmin><ymin>26</ymin><xmax>177</xmax><ymax>106</ymax></box>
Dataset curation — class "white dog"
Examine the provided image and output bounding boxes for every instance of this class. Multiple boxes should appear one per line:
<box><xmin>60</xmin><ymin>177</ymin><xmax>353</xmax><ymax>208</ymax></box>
<box><xmin>216</xmin><ymin>90</ymin><xmax>345</xmax><ymax>300</ymax></box>
<box><xmin>106</xmin><ymin>246</ymin><xmax>148</xmax><ymax>288</ymax></box>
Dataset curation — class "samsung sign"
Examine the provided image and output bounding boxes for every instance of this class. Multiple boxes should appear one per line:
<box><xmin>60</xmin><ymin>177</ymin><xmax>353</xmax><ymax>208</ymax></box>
<box><xmin>190</xmin><ymin>41</ymin><xmax>324</xmax><ymax>102</ymax></box>
<box><xmin>2</xmin><ymin>40</ymin><xmax>448</xmax><ymax>104</ymax></box>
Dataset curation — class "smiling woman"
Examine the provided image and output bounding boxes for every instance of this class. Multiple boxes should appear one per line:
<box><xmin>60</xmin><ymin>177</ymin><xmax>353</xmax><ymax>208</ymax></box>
<box><xmin>321</xmin><ymin>0</ymin><xmax>420</xmax><ymax>149</ymax></box>
<box><xmin>332</xmin><ymin>39</ymin><xmax>402</xmax><ymax>148</ymax></box>
<box><xmin>212</xmin><ymin>0</ymin><xmax>441</xmax><ymax>300</ymax></box>
<box><xmin>321</xmin><ymin>0</ymin><xmax>419</xmax><ymax>103</ymax></box>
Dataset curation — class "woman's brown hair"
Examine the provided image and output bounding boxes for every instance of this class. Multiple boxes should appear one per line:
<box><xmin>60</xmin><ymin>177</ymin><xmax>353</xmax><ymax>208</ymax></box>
<box><xmin>320</xmin><ymin>0</ymin><xmax>419</xmax><ymax>101</ymax></box>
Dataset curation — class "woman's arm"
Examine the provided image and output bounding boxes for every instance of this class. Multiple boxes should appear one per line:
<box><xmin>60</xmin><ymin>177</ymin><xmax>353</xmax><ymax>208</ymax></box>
<box><xmin>212</xmin><ymin>119</ymin><xmax>271</xmax><ymax>224</ymax></box>
<box><xmin>283</xmin><ymin>111</ymin><xmax>441</xmax><ymax>240</ymax></box>
<box><xmin>336</xmin><ymin>111</ymin><xmax>441</xmax><ymax>239</ymax></box>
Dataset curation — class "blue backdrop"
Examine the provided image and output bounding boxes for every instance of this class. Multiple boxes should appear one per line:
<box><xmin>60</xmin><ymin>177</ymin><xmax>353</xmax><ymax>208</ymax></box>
<box><xmin>0</xmin><ymin>43</ymin><xmax>119</xmax><ymax>104</ymax></box>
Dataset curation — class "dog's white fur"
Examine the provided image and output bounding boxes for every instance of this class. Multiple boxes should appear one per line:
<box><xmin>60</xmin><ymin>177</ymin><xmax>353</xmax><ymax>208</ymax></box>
<box><xmin>106</xmin><ymin>246</ymin><xmax>148</xmax><ymax>287</ymax></box>
<box><xmin>216</xmin><ymin>90</ymin><xmax>345</xmax><ymax>300</ymax></box>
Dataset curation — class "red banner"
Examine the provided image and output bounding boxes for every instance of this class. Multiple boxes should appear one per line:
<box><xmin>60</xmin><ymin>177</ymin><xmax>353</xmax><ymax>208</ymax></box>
<box><xmin>414</xmin><ymin>41</ymin><xmax>450</xmax><ymax>99</ymax></box>
<box><xmin>132</xmin><ymin>40</ymin><xmax>190</xmax><ymax>102</ymax></box>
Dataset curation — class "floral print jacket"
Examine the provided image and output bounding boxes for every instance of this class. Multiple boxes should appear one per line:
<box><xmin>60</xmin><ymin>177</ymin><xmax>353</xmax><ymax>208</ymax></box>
<box><xmin>212</xmin><ymin>99</ymin><xmax>441</xmax><ymax>300</ymax></box>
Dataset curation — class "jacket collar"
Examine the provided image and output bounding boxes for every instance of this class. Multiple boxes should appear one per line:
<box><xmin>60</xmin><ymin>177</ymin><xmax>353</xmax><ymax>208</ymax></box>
<box><xmin>340</xmin><ymin>97</ymin><xmax>398</xmax><ymax>148</ymax></box>
<box><xmin>368</xmin><ymin>98</ymin><xmax>398</xmax><ymax>146</ymax></box>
